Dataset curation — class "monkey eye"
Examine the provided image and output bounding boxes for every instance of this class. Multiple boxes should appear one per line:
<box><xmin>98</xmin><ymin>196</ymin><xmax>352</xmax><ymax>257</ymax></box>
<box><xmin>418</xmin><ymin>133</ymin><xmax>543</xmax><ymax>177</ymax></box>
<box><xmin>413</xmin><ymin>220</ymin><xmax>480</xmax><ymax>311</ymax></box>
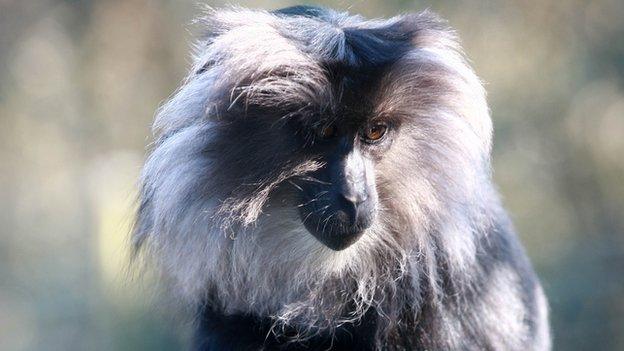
<box><xmin>317</xmin><ymin>124</ymin><xmax>337</xmax><ymax>139</ymax></box>
<box><xmin>362</xmin><ymin>122</ymin><xmax>388</xmax><ymax>143</ymax></box>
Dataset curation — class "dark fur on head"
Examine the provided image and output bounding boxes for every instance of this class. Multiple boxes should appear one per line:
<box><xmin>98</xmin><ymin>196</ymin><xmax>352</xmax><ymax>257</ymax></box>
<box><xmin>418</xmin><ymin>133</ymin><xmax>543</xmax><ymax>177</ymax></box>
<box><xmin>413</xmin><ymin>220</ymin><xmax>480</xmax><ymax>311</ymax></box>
<box><xmin>134</xmin><ymin>6</ymin><xmax>550</xmax><ymax>350</ymax></box>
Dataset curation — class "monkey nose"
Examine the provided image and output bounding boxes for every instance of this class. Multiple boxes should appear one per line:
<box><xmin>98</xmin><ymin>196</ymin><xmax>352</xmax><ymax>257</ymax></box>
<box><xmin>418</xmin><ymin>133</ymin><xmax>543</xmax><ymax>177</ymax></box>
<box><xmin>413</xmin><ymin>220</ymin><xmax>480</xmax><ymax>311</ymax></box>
<box><xmin>340</xmin><ymin>186</ymin><xmax>368</xmax><ymax>206</ymax></box>
<box><xmin>339</xmin><ymin>180</ymin><xmax>371</xmax><ymax>225</ymax></box>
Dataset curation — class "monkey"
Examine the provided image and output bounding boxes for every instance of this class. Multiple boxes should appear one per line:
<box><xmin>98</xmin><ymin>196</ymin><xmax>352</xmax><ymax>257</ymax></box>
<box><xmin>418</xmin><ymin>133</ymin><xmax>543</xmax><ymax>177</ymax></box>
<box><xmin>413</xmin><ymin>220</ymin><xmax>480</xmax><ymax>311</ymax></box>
<box><xmin>133</xmin><ymin>5</ymin><xmax>551</xmax><ymax>351</ymax></box>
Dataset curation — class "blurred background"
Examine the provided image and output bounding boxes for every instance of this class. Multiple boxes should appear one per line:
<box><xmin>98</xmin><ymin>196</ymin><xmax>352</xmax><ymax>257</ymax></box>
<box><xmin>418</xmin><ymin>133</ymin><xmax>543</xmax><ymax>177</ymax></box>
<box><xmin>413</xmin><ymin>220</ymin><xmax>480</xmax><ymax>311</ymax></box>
<box><xmin>0</xmin><ymin>0</ymin><xmax>622</xmax><ymax>350</ymax></box>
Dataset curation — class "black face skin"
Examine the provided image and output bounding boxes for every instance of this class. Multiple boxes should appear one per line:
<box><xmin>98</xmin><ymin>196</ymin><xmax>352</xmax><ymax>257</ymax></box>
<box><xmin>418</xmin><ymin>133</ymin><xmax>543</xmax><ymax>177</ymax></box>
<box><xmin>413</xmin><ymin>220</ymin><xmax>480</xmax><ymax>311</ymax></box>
<box><xmin>297</xmin><ymin>128</ymin><xmax>384</xmax><ymax>250</ymax></box>
<box><xmin>293</xmin><ymin>66</ymin><xmax>394</xmax><ymax>250</ymax></box>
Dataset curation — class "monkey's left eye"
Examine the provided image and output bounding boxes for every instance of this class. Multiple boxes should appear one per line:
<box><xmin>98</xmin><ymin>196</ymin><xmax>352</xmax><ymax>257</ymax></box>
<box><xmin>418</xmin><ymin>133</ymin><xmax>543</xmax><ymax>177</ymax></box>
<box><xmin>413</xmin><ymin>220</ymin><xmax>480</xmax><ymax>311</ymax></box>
<box><xmin>362</xmin><ymin>123</ymin><xmax>388</xmax><ymax>143</ymax></box>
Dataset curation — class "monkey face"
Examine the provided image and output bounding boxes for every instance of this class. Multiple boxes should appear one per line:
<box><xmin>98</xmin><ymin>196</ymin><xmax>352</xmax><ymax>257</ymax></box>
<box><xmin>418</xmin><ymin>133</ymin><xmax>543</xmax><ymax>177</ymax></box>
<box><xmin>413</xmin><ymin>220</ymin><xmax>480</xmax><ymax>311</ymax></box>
<box><xmin>211</xmin><ymin>102</ymin><xmax>396</xmax><ymax>250</ymax></box>
<box><xmin>199</xmin><ymin>59</ymin><xmax>407</xmax><ymax>251</ymax></box>
<box><xmin>294</xmin><ymin>120</ymin><xmax>390</xmax><ymax>250</ymax></box>
<box><xmin>247</xmin><ymin>65</ymin><xmax>402</xmax><ymax>251</ymax></box>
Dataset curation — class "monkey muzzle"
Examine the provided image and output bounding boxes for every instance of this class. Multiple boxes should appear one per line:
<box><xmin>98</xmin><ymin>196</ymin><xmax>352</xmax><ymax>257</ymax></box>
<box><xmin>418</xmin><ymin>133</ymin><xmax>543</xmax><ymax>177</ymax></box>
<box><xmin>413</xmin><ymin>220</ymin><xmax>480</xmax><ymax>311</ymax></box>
<box><xmin>296</xmin><ymin>147</ymin><xmax>378</xmax><ymax>250</ymax></box>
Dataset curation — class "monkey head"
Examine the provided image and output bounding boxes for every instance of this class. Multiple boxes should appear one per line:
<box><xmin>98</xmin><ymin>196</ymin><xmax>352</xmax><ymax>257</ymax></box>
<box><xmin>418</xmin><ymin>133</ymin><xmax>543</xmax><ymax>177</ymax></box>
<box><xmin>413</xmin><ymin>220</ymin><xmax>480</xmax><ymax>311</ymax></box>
<box><xmin>134</xmin><ymin>5</ymin><xmax>493</xmax><ymax>322</ymax></box>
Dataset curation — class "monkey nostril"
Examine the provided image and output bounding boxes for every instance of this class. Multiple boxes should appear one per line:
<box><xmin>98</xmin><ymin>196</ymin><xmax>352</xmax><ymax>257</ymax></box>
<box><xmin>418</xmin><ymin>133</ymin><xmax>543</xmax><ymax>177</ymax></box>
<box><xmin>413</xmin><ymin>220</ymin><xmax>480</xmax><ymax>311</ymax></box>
<box><xmin>339</xmin><ymin>177</ymin><xmax>369</xmax><ymax>206</ymax></box>
<box><xmin>339</xmin><ymin>189</ymin><xmax>370</xmax><ymax>226</ymax></box>
<box><xmin>341</xmin><ymin>191</ymin><xmax>368</xmax><ymax>206</ymax></box>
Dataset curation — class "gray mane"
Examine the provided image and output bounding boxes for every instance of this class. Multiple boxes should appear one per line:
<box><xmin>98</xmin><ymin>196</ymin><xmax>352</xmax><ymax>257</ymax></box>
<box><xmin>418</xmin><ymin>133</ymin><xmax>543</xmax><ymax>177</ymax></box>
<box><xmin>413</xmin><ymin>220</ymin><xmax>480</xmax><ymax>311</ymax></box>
<box><xmin>134</xmin><ymin>6</ymin><xmax>549</xmax><ymax>350</ymax></box>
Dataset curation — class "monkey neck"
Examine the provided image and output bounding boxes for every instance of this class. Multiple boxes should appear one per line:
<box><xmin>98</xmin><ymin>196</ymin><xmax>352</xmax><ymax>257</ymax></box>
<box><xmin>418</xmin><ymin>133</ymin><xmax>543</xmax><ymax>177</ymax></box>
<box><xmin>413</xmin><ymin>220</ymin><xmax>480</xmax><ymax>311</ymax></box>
<box><xmin>195</xmin><ymin>304</ymin><xmax>384</xmax><ymax>350</ymax></box>
<box><xmin>192</xmin><ymin>213</ymin><xmax>518</xmax><ymax>350</ymax></box>
<box><xmin>194</xmin><ymin>274</ymin><xmax>428</xmax><ymax>350</ymax></box>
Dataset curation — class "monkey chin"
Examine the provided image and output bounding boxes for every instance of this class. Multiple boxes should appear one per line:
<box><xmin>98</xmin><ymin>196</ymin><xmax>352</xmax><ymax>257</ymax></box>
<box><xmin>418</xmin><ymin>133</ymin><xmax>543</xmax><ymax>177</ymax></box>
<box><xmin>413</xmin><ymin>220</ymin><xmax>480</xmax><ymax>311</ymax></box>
<box><xmin>302</xmin><ymin>211</ymin><xmax>375</xmax><ymax>251</ymax></box>
<box><xmin>313</xmin><ymin>227</ymin><xmax>366</xmax><ymax>251</ymax></box>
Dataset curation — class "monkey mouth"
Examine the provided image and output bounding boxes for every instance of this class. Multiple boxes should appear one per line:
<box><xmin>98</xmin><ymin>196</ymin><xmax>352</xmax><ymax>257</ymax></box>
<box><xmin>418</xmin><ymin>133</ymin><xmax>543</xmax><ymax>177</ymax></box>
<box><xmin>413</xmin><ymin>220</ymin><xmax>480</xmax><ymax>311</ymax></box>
<box><xmin>300</xmin><ymin>208</ymin><xmax>375</xmax><ymax>251</ymax></box>
<box><xmin>319</xmin><ymin>226</ymin><xmax>368</xmax><ymax>251</ymax></box>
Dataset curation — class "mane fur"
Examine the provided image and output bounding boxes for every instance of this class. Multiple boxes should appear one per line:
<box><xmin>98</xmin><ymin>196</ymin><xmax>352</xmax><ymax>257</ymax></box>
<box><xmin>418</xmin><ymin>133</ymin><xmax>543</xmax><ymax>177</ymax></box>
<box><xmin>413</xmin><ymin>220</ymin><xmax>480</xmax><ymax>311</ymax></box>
<box><xmin>133</xmin><ymin>6</ymin><xmax>549</xmax><ymax>350</ymax></box>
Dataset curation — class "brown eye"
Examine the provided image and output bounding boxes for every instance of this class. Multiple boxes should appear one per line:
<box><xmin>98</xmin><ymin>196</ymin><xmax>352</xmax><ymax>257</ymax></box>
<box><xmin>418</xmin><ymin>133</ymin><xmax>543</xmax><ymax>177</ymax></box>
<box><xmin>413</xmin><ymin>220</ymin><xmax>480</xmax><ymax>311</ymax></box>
<box><xmin>363</xmin><ymin>123</ymin><xmax>388</xmax><ymax>142</ymax></box>
<box><xmin>319</xmin><ymin>124</ymin><xmax>337</xmax><ymax>139</ymax></box>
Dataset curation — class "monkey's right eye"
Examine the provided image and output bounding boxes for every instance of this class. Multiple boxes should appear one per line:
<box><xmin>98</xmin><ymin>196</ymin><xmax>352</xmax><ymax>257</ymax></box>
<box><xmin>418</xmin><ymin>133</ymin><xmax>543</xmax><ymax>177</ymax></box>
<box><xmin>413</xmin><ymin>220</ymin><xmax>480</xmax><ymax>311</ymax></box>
<box><xmin>318</xmin><ymin>124</ymin><xmax>337</xmax><ymax>139</ymax></box>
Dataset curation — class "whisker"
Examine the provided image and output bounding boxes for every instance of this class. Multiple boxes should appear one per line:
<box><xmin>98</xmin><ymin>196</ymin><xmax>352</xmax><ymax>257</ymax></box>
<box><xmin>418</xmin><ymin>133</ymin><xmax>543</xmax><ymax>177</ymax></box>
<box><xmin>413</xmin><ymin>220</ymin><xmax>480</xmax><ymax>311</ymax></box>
<box><xmin>288</xmin><ymin>180</ymin><xmax>303</xmax><ymax>192</ymax></box>
<box><xmin>322</xmin><ymin>212</ymin><xmax>336</xmax><ymax>233</ymax></box>
<box><xmin>298</xmin><ymin>176</ymin><xmax>332</xmax><ymax>185</ymax></box>
<box><xmin>296</xmin><ymin>191</ymin><xmax>329</xmax><ymax>208</ymax></box>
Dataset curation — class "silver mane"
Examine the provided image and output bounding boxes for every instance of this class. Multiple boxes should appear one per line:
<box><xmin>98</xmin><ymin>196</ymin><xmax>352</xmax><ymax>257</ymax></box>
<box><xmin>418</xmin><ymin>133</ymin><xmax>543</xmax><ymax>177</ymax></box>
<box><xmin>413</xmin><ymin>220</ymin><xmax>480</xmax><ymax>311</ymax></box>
<box><xmin>134</xmin><ymin>6</ymin><xmax>550</xmax><ymax>350</ymax></box>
